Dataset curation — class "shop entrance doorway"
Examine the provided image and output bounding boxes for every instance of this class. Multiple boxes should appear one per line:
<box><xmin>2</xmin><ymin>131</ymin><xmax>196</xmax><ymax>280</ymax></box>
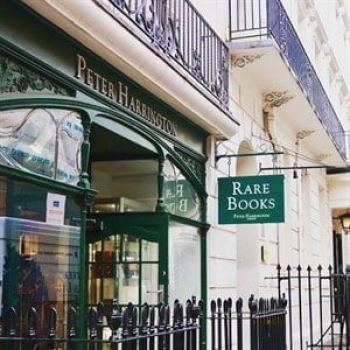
<box><xmin>87</xmin><ymin>212</ymin><xmax>168</xmax><ymax>308</ymax></box>
<box><xmin>88</xmin><ymin>114</ymin><xmax>204</xmax><ymax>310</ymax></box>
<box><xmin>88</xmin><ymin>118</ymin><xmax>168</xmax><ymax>308</ymax></box>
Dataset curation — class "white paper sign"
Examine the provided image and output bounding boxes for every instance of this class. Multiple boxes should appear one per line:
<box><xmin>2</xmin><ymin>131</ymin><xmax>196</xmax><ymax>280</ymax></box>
<box><xmin>46</xmin><ymin>193</ymin><xmax>66</xmax><ymax>225</ymax></box>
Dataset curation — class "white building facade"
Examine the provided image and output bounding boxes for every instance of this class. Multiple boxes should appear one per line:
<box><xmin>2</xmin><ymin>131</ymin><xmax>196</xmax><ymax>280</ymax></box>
<box><xmin>201</xmin><ymin>0</ymin><xmax>350</xmax><ymax>347</ymax></box>
<box><xmin>0</xmin><ymin>0</ymin><xmax>349</xmax><ymax>348</ymax></box>
<box><xmin>202</xmin><ymin>0</ymin><xmax>350</xmax><ymax>298</ymax></box>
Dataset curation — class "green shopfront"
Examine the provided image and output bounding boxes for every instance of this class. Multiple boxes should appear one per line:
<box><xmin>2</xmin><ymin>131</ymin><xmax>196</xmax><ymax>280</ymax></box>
<box><xmin>0</xmin><ymin>0</ymin><xmax>208</xmax><ymax>346</ymax></box>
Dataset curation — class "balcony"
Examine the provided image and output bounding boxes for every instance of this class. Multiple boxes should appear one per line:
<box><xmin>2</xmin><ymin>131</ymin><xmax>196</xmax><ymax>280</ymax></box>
<box><xmin>104</xmin><ymin>0</ymin><xmax>229</xmax><ymax>110</ymax></box>
<box><xmin>20</xmin><ymin>0</ymin><xmax>239</xmax><ymax>139</ymax></box>
<box><xmin>228</xmin><ymin>0</ymin><xmax>347</xmax><ymax>164</ymax></box>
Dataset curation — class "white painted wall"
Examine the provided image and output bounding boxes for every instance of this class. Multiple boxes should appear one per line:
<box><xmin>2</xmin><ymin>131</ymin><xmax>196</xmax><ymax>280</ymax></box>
<box><xmin>192</xmin><ymin>2</ymin><xmax>345</xmax><ymax>315</ymax></box>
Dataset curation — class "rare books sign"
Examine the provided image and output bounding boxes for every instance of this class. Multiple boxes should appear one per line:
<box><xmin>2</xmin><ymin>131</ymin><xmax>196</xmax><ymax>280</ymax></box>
<box><xmin>218</xmin><ymin>175</ymin><xmax>285</xmax><ymax>224</ymax></box>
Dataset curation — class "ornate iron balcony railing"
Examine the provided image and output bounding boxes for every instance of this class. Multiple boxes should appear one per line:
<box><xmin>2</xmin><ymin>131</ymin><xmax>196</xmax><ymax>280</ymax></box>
<box><xmin>229</xmin><ymin>0</ymin><xmax>346</xmax><ymax>160</ymax></box>
<box><xmin>103</xmin><ymin>0</ymin><xmax>229</xmax><ymax>110</ymax></box>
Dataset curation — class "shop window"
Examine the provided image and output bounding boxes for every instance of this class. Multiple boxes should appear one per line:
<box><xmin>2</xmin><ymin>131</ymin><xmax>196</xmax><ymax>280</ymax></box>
<box><xmin>0</xmin><ymin>108</ymin><xmax>83</xmax><ymax>184</ymax></box>
<box><xmin>3</xmin><ymin>177</ymin><xmax>80</xmax><ymax>224</ymax></box>
<box><xmin>0</xmin><ymin>175</ymin><xmax>82</xmax><ymax>338</ymax></box>
<box><xmin>0</xmin><ymin>217</ymin><xmax>80</xmax><ymax>338</ymax></box>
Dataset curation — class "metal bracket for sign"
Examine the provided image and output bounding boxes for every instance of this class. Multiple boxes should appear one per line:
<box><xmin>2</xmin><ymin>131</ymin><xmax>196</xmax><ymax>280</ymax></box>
<box><xmin>260</xmin><ymin>164</ymin><xmax>334</xmax><ymax>178</ymax></box>
<box><xmin>215</xmin><ymin>151</ymin><xmax>284</xmax><ymax>161</ymax></box>
<box><xmin>215</xmin><ymin>151</ymin><xmax>284</xmax><ymax>176</ymax></box>
<box><xmin>259</xmin><ymin>165</ymin><xmax>334</xmax><ymax>171</ymax></box>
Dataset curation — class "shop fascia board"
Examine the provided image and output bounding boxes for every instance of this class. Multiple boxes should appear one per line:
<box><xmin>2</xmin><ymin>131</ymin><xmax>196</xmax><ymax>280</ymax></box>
<box><xmin>21</xmin><ymin>0</ymin><xmax>239</xmax><ymax>139</ymax></box>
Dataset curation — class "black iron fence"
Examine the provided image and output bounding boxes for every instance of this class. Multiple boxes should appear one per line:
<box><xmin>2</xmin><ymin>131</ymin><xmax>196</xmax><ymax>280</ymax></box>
<box><xmin>275</xmin><ymin>265</ymin><xmax>350</xmax><ymax>349</ymax></box>
<box><xmin>5</xmin><ymin>264</ymin><xmax>349</xmax><ymax>350</ymax></box>
<box><xmin>210</xmin><ymin>295</ymin><xmax>287</xmax><ymax>350</ymax></box>
<box><xmin>0</xmin><ymin>295</ymin><xmax>287</xmax><ymax>350</ymax></box>
<box><xmin>0</xmin><ymin>297</ymin><xmax>202</xmax><ymax>350</ymax></box>
<box><xmin>3</xmin><ymin>266</ymin><xmax>349</xmax><ymax>350</ymax></box>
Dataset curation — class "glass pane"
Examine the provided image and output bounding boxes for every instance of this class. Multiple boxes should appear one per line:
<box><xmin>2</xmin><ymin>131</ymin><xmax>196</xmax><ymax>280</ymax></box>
<box><xmin>2</xmin><ymin>177</ymin><xmax>81</xmax><ymax>225</ymax></box>
<box><xmin>142</xmin><ymin>240</ymin><xmax>158</xmax><ymax>262</ymax></box>
<box><xmin>89</xmin><ymin>237</ymin><xmax>121</xmax><ymax>305</ymax></box>
<box><xmin>0</xmin><ymin>108</ymin><xmax>83</xmax><ymax>184</ymax></box>
<box><xmin>0</xmin><ymin>217</ymin><xmax>80</xmax><ymax>338</ymax></box>
<box><xmin>141</xmin><ymin>263</ymin><xmax>160</xmax><ymax>304</ymax></box>
<box><xmin>88</xmin><ymin>234</ymin><xmax>160</xmax><ymax>307</ymax></box>
<box><xmin>163</xmin><ymin>158</ymin><xmax>201</xmax><ymax>220</ymax></box>
<box><xmin>122</xmin><ymin>234</ymin><xmax>139</xmax><ymax>262</ymax></box>
<box><xmin>119</xmin><ymin>234</ymin><xmax>139</xmax><ymax>304</ymax></box>
<box><xmin>119</xmin><ymin>262</ymin><xmax>139</xmax><ymax>304</ymax></box>
<box><xmin>56</xmin><ymin>110</ymin><xmax>83</xmax><ymax>183</ymax></box>
<box><xmin>168</xmin><ymin>222</ymin><xmax>201</xmax><ymax>303</ymax></box>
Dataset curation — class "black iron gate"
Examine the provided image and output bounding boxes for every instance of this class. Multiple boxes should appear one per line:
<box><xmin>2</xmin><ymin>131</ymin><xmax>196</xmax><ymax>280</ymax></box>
<box><xmin>275</xmin><ymin>265</ymin><xmax>350</xmax><ymax>349</ymax></box>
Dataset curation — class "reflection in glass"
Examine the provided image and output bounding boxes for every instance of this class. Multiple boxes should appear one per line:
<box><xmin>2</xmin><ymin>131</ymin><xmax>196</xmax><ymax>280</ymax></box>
<box><xmin>88</xmin><ymin>234</ymin><xmax>159</xmax><ymax>307</ymax></box>
<box><xmin>0</xmin><ymin>108</ymin><xmax>83</xmax><ymax>184</ymax></box>
<box><xmin>163</xmin><ymin>158</ymin><xmax>201</xmax><ymax>220</ymax></box>
<box><xmin>0</xmin><ymin>217</ymin><xmax>80</xmax><ymax>339</ymax></box>
<box><xmin>141</xmin><ymin>263</ymin><xmax>160</xmax><ymax>305</ymax></box>
<box><xmin>168</xmin><ymin>221</ymin><xmax>200</xmax><ymax>303</ymax></box>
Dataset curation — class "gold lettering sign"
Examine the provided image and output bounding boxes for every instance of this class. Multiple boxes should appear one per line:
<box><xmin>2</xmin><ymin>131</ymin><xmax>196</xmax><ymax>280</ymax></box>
<box><xmin>75</xmin><ymin>54</ymin><xmax>177</xmax><ymax>137</ymax></box>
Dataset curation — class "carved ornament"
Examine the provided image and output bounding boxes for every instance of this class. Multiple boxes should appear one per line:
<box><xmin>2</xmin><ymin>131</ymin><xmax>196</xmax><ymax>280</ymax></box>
<box><xmin>0</xmin><ymin>55</ymin><xmax>71</xmax><ymax>95</ymax></box>
<box><xmin>174</xmin><ymin>147</ymin><xmax>205</xmax><ymax>184</ymax></box>
<box><xmin>231</xmin><ymin>54</ymin><xmax>264</xmax><ymax>68</ymax></box>
<box><xmin>296</xmin><ymin>130</ymin><xmax>315</xmax><ymax>140</ymax></box>
<box><xmin>263</xmin><ymin>91</ymin><xmax>294</xmax><ymax>108</ymax></box>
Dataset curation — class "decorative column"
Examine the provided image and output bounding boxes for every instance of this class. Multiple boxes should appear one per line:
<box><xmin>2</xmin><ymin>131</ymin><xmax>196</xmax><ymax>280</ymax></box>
<box><xmin>78</xmin><ymin>114</ymin><xmax>92</xmax><ymax>190</ymax></box>
<box><xmin>156</xmin><ymin>157</ymin><xmax>166</xmax><ymax>212</ymax></box>
<box><xmin>77</xmin><ymin>113</ymin><xmax>93</xmax><ymax>348</ymax></box>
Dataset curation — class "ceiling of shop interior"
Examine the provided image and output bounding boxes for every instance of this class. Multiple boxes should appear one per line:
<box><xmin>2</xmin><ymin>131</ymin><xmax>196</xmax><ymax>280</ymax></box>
<box><xmin>90</xmin><ymin>123</ymin><xmax>158</xmax><ymax>177</ymax></box>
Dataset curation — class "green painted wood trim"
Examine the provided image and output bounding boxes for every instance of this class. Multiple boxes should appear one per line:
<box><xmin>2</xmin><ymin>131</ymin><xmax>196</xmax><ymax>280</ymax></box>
<box><xmin>0</xmin><ymin>96</ymin><xmax>207</xmax><ymax>221</ymax></box>
<box><xmin>168</xmin><ymin>213</ymin><xmax>209</xmax><ymax>229</ymax></box>
<box><xmin>0</xmin><ymin>33</ymin><xmax>208</xmax><ymax>148</ymax></box>
<box><xmin>87</xmin><ymin>212</ymin><xmax>169</xmax><ymax>242</ymax></box>
<box><xmin>0</xmin><ymin>162</ymin><xmax>97</xmax><ymax>198</ymax></box>
<box><xmin>156</xmin><ymin>157</ymin><xmax>166</xmax><ymax>212</ymax></box>
<box><xmin>78</xmin><ymin>112</ymin><xmax>92</xmax><ymax>190</ymax></box>
<box><xmin>88</xmin><ymin>211</ymin><xmax>170</xmax><ymax>301</ymax></box>
<box><xmin>77</xmin><ymin>197</ymin><xmax>89</xmax><ymax>343</ymax></box>
<box><xmin>0</xmin><ymin>33</ymin><xmax>78</xmax><ymax>97</ymax></box>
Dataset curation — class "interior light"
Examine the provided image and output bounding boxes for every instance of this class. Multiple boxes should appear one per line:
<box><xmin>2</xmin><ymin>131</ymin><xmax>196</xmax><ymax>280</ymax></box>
<box><xmin>340</xmin><ymin>212</ymin><xmax>350</xmax><ymax>234</ymax></box>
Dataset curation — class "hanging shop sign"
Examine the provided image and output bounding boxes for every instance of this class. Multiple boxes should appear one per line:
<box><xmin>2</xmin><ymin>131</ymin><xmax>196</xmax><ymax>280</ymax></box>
<box><xmin>218</xmin><ymin>175</ymin><xmax>285</xmax><ymax>224</ymax></box>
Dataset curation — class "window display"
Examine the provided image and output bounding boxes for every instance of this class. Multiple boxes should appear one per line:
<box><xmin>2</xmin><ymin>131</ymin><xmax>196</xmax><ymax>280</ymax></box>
<box><xmin>0</xmin><ymin>108</ymin><xmax>83</xmax><ymax>184</ymax></box>
<box><xmin>0</xmin><ymin>217</ymin><xmax>80</xmax><ymax>337</ymax></box>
